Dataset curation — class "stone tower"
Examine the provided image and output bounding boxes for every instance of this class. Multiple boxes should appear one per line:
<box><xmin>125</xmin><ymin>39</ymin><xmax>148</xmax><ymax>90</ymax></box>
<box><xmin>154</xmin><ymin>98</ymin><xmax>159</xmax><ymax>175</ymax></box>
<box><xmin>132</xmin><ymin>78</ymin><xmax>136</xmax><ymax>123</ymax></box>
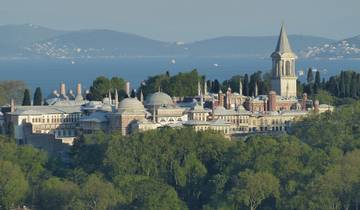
<box><xmin>271</xmin><ymin>24</ymin><xmax>298</xmax><ymax>98</ymax></box>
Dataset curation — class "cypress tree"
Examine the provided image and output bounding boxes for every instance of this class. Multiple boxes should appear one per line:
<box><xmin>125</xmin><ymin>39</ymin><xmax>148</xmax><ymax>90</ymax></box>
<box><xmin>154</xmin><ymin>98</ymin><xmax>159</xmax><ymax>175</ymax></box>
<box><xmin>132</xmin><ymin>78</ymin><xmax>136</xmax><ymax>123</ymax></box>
<box><xmin>315</xmin><ymin>71</ymin><xmax>321</xmax><ymax>87</ymax></box>
<box><xmin>22</xmin><ymin>89</ymin><xmax>31</xmax><ymax>106</ymax></box>
<box><xmin>307</xmin><ymin>68</ymin><xmax>314</xmax><ymax>84</ymax></box>
<box><xmin>33</xmin><ymin>87</ymin><xmax>43</xmax><ymax>106</ymax></box>
<box><xmin>130</xmin><ymin>89</ymin><xmax>136</xmax><ymax>98</ymax></box>
<box><xmin>213</xmin><ymin>80</ymin><xmax>221</xmax><ymax>93</ymax></box>
<box><xmin>243</xmin><ymin>74</ymin><xmax>249</xmax><ymax>96</ymax></box>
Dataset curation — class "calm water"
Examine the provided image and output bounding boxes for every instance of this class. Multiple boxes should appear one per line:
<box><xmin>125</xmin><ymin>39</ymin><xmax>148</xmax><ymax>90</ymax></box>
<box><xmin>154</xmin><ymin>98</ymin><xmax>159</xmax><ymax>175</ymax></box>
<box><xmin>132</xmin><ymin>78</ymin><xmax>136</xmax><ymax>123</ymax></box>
<box><xmin>0</xmin><ymin>57</ymin><xmax>359</xmax><ymax>95</ymax></box>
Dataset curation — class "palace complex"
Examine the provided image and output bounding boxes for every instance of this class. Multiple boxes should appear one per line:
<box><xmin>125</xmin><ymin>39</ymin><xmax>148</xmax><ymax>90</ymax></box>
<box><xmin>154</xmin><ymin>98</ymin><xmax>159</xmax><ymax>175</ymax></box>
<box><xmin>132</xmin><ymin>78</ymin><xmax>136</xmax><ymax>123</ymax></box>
<box><xmin>0</xmin><ymin>25</ymin><xmax>333</xmax><ymax>156</ymax></box>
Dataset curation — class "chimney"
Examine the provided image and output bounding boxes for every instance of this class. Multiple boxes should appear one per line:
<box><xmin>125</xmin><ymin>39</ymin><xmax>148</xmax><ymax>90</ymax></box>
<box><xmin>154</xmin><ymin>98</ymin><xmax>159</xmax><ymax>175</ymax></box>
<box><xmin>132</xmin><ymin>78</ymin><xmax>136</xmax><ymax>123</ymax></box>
<box><xmin>125</xmin><ymin>81</ymin><xmax>131</xmax><ymax>97</ymax></box>
<box><xmin>60</xmin><ymin>83</ymin><xmax>66</xmax><ymax>96</ymax></box>
<box><xmin>314</xmin><ymin>100</ymin><xmax>320</xmax><ymax>113</ymax></box>
<box><xmin>77</xmin><ymin>83</ymin><xmax>82</xmax><ymax>96</ymax></box>
<box><xmin>197</xmin><ymin>81</ymin><xmax>201</xmax><ymax>96</ymax></box>
<box><xmin>239</xmin><ymin>79</ymin><xmax>243</xmax><ymax>96</ymax></box>
<box><xmin>140</xmin><ymin>90</ymin><xmax>144</xmax><ymax>103</ymax></box>
<box><xmin>204</xmin><ymin>81</ymin><xmax>208</xmax><ymax>96</ymax></box>
<box><xmin>10</xmin><ymin>99</ymin><xmax>16</xmax><ymax>112</ymax></box>
<box><xmin>302</xmin><ymin>93</ymin><xmax>308</xmax><ymax>111</ymax></box>
<box><xmin>218</xmin><ymin>90</ymin><xmax>224</xmax><ymax>108</ymax></box>
<box><xmin>268</xmin><ymin>91</ymin><xmax>277</xmax><ymax>112</ymax></box>
<box><xmin>254</xmin><ymin>82</ymin><xmax>258</xmax><ymax>97</ymax></box>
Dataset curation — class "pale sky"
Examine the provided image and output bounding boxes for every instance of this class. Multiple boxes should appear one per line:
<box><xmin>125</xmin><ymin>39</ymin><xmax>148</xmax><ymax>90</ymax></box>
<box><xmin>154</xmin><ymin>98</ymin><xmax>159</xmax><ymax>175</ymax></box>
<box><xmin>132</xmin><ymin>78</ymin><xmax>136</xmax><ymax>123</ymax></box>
<box><xmin>0</xmin><ymin>0</ymin><xmax>359</xmax><ymax>42</ymax></box>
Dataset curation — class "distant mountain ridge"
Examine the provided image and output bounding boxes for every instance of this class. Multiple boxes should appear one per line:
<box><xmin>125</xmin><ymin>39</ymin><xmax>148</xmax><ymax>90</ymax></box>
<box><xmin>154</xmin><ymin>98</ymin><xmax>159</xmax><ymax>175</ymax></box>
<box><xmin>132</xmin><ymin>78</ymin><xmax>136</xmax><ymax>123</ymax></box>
<box><xmin>2</xmin><ymin>24</ymin><xmax>358</xmax><ymax>59</ymax></box>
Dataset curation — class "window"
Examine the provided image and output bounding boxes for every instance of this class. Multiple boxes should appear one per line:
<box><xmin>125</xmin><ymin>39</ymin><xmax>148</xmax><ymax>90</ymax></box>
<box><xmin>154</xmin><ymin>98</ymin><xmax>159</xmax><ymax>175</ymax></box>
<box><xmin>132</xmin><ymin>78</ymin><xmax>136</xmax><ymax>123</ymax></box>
<box><xmin>286</xmin><ymin>61</ymin><xmax>291</xmax><ymax>76</ymax></box>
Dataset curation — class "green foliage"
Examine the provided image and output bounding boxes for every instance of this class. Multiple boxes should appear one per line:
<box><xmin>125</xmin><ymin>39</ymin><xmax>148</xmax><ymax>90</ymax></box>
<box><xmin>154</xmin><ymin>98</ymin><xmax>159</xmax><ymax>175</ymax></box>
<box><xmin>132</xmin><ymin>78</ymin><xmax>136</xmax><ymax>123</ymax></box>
<box><xmin>0</xmin><ymin>80</ymin><xmax>27</xmax><ymax>106</ymax></box>
<box><xmin>141</xmin><ymin>69</ymin><xmax>202</xmax><ymax>98</ymax></box>
<box><xmin>77</xmin><ymin>174</ymin><xmax>121</xmax><ymax>210</ymax></box>
<box><xmin>307</xmin><ymin>68</ymin><xmax>314</xmax><ymax>84</ymax></box>
<box><xmin>88</xmin><ymin>76</ymin><xmax>126</xmax><ymax>101</ymax></box>
<box><xmin>313</xmin><ymin>90</ymin><xmax>335</xmax><ymax>105</ymax></box>
<box><xmin>37</xmin><ymin>177</ymin><xmax>80</xmax><ymax>210</ymax></box>
<box><xmin>229</xmin><ymin>171</ymin><xmax>280</xmax><ymax>210</ymax></box>
<box><xmin>0</xmin><ymin>160</ymin><xmax>28</xmax><ymax>210</ymax></box>
<box><xmin>22</xmin><ymin>88</ymin><xmax>31</xmax><ymax>106</ymax></box>
<box><xmin>325</xmin><ymin>70</ymin><xmax>360</xmax><ymax>99</ymax></box>
<box><xmin>2</xmin><ymin>100</ymin><xmax>360</xmax><ymax>209</ymax></box>
<box><xmin>33</xmin><ymin>87</ymin><xmax>43</xmax><ymax>106</ymax></box>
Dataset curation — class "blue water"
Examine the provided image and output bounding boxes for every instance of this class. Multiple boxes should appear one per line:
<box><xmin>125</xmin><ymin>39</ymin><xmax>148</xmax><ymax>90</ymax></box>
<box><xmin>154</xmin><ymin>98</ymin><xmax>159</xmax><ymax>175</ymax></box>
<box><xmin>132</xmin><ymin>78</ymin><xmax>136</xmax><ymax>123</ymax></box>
<box><xmin>0</xmin><ymin>57</ymin><xmax>359</xmax><ymax>95</ymax></box>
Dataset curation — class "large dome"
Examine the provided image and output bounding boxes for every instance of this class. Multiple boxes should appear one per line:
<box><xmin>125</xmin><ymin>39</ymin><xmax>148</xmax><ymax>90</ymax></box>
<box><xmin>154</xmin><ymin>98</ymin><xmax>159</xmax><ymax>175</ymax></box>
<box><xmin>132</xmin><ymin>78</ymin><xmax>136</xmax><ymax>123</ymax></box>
<box><xmin>145</xmin><ymin>92</ymin><xmax>173</xmax><ymax>106</ymax></box>
<box><xmin>118</xmin><ymin>98</ymin><xmax>145</xmax><ymax>113</ymax></box>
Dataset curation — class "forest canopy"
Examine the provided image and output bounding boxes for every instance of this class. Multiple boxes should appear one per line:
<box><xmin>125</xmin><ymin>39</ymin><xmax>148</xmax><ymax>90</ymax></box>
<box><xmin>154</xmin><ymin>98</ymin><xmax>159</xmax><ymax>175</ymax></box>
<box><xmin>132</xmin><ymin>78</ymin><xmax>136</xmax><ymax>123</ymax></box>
<box><xmin>1</xmin><ymin>101</ymin><xmax>360</xmax><ymax>209</ymax></box>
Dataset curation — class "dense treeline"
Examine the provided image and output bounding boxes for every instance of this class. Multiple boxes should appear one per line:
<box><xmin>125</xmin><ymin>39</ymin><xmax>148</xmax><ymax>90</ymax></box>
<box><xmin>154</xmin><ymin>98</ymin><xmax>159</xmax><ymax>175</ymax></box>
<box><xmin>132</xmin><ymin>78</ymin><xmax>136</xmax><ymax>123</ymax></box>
<box><xmin>140</xmin><ymin>69</ymin><xmax>202</xmax><ymax>98</ymax></box>
<box><xmin>325</xmin><ymin>70</ymin><xmax>360</xmax><ymax>99</ymax></box>
<box><xmin>2</xmin><ymin>101</ymin><xmax>360</xmax><ymax>209</ymax></box>
<box><xmin>0</xmin><ymin>80</ymin><xmax>26</xmax><ymax>105</ymax></box>
<box><xmin>87</xmin><ymin>76</ymin><xmax>127</xmax><ymax>101</ymax></box>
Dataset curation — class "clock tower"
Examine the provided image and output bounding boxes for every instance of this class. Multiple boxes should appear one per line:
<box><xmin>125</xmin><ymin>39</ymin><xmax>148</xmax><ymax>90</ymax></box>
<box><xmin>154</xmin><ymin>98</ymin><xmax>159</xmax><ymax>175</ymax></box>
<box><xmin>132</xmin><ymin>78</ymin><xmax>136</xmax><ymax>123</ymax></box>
<box><xmin>271</xmin><ymin>24</ymin><xmax>298</xmax><ymax>98</ymax></box>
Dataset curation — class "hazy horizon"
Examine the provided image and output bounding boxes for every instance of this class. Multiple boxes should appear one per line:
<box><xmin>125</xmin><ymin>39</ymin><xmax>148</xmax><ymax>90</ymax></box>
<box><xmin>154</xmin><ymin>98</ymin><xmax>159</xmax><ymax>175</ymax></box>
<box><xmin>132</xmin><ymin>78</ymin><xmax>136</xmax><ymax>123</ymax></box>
<box><xmin>1</xmin><ymin>0</ymin><xmax>359</xmax><ymax>42</ymax></box>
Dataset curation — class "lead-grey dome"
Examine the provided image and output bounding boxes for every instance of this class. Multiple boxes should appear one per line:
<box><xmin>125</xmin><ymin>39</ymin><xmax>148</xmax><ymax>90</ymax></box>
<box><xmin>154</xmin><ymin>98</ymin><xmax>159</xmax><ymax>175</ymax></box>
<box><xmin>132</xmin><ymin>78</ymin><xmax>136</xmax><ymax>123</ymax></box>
<box><xmin>118</xmin><ymin>98</ymin><xmax>145</xmax><ymax>113</ymax></box>
<box><xmin>145</xmin><ymin>92</ymin><xmax>173</xmax><ymax>106</ymax></box>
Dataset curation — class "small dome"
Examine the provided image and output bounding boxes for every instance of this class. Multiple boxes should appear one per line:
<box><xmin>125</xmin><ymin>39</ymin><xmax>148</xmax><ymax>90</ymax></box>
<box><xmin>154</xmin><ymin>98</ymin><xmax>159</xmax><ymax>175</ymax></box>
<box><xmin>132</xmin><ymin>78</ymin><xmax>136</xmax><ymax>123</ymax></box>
<box><xmin>119</xmin><ymin>98</ymin><xmax>145</xmax><ymax>112</ymax></box>
<box><xmin>145</xmin><ymin>92</ymin><xmax>173</xmax><ymax>106</ymax></box>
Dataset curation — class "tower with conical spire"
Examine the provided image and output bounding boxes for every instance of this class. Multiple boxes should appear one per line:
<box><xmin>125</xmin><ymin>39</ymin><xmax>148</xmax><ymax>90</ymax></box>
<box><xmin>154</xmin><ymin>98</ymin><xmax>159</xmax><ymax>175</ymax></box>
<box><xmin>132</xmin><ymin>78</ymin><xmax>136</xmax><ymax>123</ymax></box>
<box><xmin>271</xmin><ymin>24</ymin><xmax>298</xmax><ymax>97</ymax></box>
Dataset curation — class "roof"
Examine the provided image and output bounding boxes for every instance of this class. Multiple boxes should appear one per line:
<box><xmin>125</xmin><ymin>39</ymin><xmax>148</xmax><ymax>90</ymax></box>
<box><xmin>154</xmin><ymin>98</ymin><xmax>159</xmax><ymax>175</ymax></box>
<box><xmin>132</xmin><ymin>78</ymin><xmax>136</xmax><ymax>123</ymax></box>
<box><xmin>80</xmin><ymin>112</ymin><xmax>108</xmax><ymax>123</ymax></box>
<box><xmin>274</xmin><ymin>24</ymin><xmax>293</xmax><ymax>54</ymax></box>
<box><xmin>145</xmin><ymin>92</ymin><xmax>173</xmax><ymax>106</ymax></box>
<box><xmin>118</xmin><ymin>98</ymin><xmax>145</xmax><ymax>114</ymax></box>
<box><xmin>213</xmin><ymin>106</ymin><xmax>250</xmax><ymax>116</ymax></box>
<box><xmin>9</xmin><ymin>105</ymin><xmax>82</xmax><ymax>115</ymax></box>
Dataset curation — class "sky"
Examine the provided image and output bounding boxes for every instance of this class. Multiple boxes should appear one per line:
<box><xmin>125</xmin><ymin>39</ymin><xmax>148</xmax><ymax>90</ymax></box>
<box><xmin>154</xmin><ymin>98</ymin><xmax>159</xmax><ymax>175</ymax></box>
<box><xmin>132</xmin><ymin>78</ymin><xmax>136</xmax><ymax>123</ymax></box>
<box><xmin>0</xmin><ymin>0</ymin><xmax>359</xmax><ymax>42</ymax></box>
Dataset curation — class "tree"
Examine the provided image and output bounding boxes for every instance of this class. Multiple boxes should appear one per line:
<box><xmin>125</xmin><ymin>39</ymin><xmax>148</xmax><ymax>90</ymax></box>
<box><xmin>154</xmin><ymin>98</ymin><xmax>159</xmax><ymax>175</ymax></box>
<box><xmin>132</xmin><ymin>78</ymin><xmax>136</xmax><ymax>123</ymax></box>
<box><xmin>130</xmin><ymin>89</ymin><xmax>136</xmax><ymax>98</ymax></box>
<box><xmin>231</xmin><ymin>171</ymin><xmax>280</xmax><ymax>210</ymax></box>
<box><xmin>314</xmin><ymin>71</ymin><xmax>321</xmax><ymax>94</ymax></box>
<box><xmin>315</xmin><ymin>71</ymin><xmax>321</xmax><ymax>87</ymax></box>
<box><xmin>0</xmin><ymin>81</ymin><xmax>27</xmax><ymax>106</ymax></box>
<box><xmin>22</xmin><ymin>89</ymin><xmax>31</xmax><ymax>106</ymax></box>
<box><xmin>244</xmin><ymin>74</ymin><xmax>250</xmax><ymax>96</ymax></box>
<box><xmin>212</xmin><ymin>80</ymin><xmax>221</xmax><ymax>93</ymax></box>
<box><xmin>37</xmin><ymin>177</ymin><xmax>80</xmax><ymax>210</ymax></box>
<box><xmin>0</xmin><ymin>160</ymin><xmax>28</xmax><ymax>209</ymax></box>
<box><xmin>33</xmin><ymin>87</ymin><xmax>43</xmax><ymax>106</ymax></box>
<box><xmin>78</xmin><ymin>174</ymin><xmax>121</xmax><ymax>210</ymax></box>
<box><xmin>116</xmin><ymin>177</ymin><xmax>185</xmax><ymax>210</ymax></box>
<box><xmin>307</xmin><ymin>68</ymin><xmax>314</xmax><ymax>84</ymax></box>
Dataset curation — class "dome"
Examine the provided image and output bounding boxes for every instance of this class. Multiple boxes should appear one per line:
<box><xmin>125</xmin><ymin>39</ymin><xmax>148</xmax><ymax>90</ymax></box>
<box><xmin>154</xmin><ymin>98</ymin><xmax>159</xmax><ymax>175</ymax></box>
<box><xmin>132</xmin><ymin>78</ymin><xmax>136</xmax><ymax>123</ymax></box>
<box><xmin>145</xmin><ymin>92</ymin><xmax>173</xmax><ymax>106</ymax></box>
<box><xmin>118</xmin><ymin>98</ymin><xmax>145</xmax><ymax>113</ymax></box>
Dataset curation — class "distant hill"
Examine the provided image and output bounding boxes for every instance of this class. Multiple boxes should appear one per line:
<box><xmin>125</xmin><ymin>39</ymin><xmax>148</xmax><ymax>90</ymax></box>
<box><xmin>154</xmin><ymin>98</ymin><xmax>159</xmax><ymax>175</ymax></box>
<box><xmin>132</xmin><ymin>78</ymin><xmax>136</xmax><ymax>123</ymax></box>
<box><xmin>301</xmin><ymin>35</ymin><xmax>360</xmax><ymax>59</ymax></box>
<box><xmin>26</xmin><ymin>29</ymin><xmax>184</xmax><ymax>58</ymax></box>
<box><xmin>0</xmin><ymin>24</ymin><xmax>66</xmax><ymax>57</ymax></box>
<box><xmin>185</xmin><ymin>35</ymin><xmax>335</xmax><ymax>57</ymax></box>
<box><xmin>0</xmin><ymin>24</ymin><xmax>347</xmax><ymax>59</ymax></box>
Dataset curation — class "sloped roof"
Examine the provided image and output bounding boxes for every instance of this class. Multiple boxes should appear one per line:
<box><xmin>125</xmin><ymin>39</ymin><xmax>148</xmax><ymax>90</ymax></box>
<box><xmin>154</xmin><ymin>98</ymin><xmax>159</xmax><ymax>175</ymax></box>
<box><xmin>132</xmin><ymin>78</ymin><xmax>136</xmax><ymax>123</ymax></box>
<box><xmin>274</xmin><ymin>24</ymin><xmax>293</xmax><ymax>54</ymax></box>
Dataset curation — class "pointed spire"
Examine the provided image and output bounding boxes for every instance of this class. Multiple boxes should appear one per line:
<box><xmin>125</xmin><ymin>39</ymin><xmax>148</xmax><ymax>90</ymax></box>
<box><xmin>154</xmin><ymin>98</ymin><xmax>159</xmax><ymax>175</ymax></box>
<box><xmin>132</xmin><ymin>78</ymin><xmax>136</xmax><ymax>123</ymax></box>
<box><xmin>254</xmin><ymin>82</ymin><xmax>258</xmax><ymax>97</ymax></box>
<box><xmin>114</xmin><ymin>89</ymin><xmax>119</xmax><ymax>108</ymax></box>
<box><xmin>140</xmin><ymin>90</ymin><xmax>144</xmax><ymax>103</ymax></box>
<box><xmin>197</xmin><ymin>80</ymin><xmax>201</xmax><ymax>96</ymax></box>
<box><xmin>200</xmin><ymin>91</ymin><xmax>204</xmax><ymax>107</ymax></box>
<box><xmin>275</xmin><ymin>24</ymin><xmax>293</xmax><ymax>54</ymax></box>
<box><xmin>239</xmin><ymin>79</ymin><xmax>243</xmax><ymax>96</ymax></box>
<box><xmin>108</xmin><ymin>89</ymin><xmax>112</xmax><ymax>105</ymax></box>
<box><xmin>204</xmin><ymin>80</ymin><xmax>208</xmax><ymax>96</ymax></box>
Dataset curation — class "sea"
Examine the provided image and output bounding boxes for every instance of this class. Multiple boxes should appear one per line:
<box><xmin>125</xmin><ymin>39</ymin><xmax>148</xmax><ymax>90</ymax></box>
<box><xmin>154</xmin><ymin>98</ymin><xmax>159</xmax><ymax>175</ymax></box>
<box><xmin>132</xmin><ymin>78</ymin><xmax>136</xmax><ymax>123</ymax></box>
<box><xmin>0</xmin><ymin>57</ymin><xmax>360</xmax><ymax>96</ymax></box>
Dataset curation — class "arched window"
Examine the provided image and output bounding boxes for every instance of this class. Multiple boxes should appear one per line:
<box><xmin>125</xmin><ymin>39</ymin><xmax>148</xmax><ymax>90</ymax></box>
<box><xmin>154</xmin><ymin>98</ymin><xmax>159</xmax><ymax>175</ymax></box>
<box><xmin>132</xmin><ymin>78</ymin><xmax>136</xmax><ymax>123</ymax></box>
<box><xmin>286</xmin><ymin>61</ymin><xmax>291</xmax><ymax>76</ymax></box>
